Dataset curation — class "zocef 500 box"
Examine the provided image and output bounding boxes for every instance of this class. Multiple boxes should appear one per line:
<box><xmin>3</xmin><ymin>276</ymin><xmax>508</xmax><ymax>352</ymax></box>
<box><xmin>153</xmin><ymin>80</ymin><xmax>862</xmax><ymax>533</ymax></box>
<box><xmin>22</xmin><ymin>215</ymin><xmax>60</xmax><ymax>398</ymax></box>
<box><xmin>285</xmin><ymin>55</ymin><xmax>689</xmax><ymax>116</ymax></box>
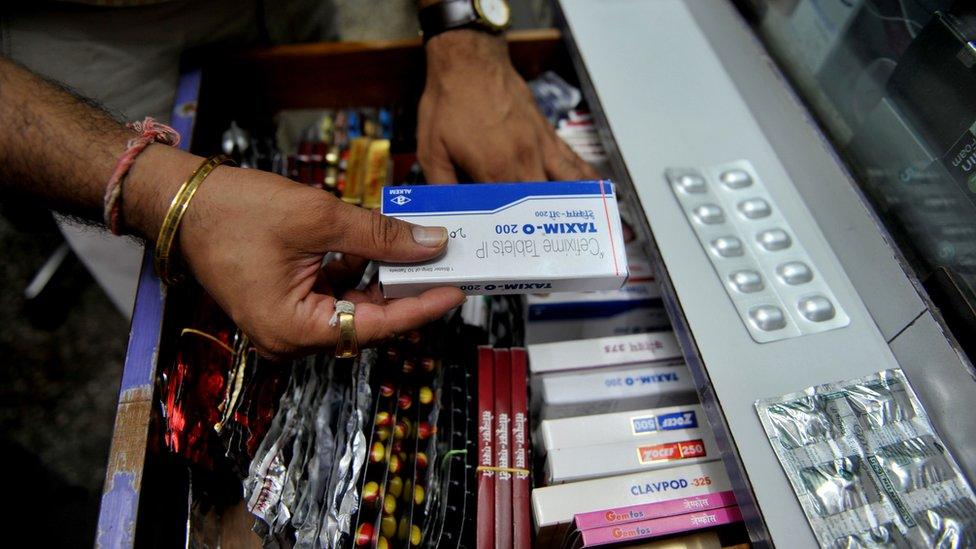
<box><xmin>538</xmin><ymin>405</ymin><xmax>706</xmax><ymax>453</ymax></box>
<box><xmin>379</xmin><ymin>181</ymin><xmax>628</xmax><ymax>298</ymax></box>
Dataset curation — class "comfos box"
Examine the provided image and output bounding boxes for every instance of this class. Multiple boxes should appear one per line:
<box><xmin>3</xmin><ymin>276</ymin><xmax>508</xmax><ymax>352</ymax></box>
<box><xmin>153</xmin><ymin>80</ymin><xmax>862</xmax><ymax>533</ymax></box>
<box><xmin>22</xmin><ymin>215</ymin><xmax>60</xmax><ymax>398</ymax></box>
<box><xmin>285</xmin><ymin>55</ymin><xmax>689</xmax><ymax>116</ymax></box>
<box><xmin>378</xmin><ymin>181</ymin><xmax>629</xmax><ymax>298</ymax></box>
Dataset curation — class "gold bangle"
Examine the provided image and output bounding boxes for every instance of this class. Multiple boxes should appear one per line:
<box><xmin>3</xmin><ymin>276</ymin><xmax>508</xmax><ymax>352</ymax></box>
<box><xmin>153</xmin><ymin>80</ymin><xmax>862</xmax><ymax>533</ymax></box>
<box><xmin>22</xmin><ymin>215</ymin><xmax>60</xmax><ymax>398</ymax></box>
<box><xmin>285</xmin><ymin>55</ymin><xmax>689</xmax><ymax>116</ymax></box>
<box><xmin>154</xmin><ymin>155</ymin><xmax>233</xmax><ymax>285</ymax></box>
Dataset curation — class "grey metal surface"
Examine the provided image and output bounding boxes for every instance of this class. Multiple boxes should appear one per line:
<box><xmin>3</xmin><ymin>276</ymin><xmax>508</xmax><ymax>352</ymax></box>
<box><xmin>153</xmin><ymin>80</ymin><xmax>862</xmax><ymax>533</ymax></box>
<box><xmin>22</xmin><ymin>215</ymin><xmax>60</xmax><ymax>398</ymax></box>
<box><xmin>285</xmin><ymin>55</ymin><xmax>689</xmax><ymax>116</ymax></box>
<box><xmin>558</xmin><ymin>0</ymin><xmax>905</xmax><ymax>546</ymax></box>
<box><xmin>682</xmin><ymin>0</ymin><xmax>976</xmax><ymax>496</ymax></box>
<box><xmin>889</xmin><ymin>312</ymin><xmax>976</xmax><ymax>485</ymax></box>
<box><xmin>683</xmin><ymin>0</ymin><xmax>928</xmax><ymax>342</ymax></box>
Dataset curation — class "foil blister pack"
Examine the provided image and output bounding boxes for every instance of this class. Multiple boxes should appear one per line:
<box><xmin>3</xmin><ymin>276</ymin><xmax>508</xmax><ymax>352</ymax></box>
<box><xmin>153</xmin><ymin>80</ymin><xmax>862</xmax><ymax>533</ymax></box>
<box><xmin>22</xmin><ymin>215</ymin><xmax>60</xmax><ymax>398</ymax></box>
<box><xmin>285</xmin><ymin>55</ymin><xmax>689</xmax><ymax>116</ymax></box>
<box><xmin>755</xmin><ymin>369</ymin><xmax>976</xmax><ymax>547</ymax></box>
<box><xmin>231</xmin><ymin>314</ymin><xmax>485</xmax><ymax>549</ymax></box>
<box><xmin>666</xmin><ymin>159</ymin><xmax>849</xmax><ymax>343</ymax></box>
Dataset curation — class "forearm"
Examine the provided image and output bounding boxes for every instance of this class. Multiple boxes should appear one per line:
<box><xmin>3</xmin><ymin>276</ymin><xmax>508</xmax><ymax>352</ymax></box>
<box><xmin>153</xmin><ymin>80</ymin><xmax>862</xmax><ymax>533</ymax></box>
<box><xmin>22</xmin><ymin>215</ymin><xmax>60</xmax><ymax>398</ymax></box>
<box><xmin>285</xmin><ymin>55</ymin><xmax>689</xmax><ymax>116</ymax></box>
<box><xmin>0</xmin><ymin>57</ymin><xmax>199</xmax><ymax>239</ymax></box>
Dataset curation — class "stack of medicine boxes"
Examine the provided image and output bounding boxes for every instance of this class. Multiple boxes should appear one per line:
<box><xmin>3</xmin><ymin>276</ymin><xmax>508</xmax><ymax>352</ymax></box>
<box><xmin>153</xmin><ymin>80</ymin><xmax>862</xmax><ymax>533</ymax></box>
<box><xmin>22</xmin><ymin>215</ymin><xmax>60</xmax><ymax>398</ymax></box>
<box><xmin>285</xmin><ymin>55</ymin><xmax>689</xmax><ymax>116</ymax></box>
<box><xmin>527</xmin><ymin>242</ymin><xmax>733</xmax><ymax>546</ymax></box>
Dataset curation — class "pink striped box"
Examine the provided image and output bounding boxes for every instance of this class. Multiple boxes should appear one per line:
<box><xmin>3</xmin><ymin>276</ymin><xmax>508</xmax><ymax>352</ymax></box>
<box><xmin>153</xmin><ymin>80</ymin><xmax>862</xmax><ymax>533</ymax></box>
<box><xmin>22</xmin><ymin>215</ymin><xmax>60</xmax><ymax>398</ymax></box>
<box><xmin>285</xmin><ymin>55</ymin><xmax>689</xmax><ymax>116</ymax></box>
<box><xmin>580</xmin><ymin>505</ymin><xmax>742</xmax><ymax>546</ymax></box>
<box><xmin>573</xmin><ymin>490</ymin><xmax>737</xmax><ymax>530</ymax></box>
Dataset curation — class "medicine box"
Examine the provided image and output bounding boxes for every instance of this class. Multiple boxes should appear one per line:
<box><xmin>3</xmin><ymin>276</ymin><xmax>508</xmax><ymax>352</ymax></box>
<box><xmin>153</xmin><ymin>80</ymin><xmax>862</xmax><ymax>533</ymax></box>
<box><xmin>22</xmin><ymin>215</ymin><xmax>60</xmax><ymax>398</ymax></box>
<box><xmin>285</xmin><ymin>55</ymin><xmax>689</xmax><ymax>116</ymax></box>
<box><xmin>379</xmin><ymin>181</ymin><xmax>628</xmax><ymax>297</ymax></box>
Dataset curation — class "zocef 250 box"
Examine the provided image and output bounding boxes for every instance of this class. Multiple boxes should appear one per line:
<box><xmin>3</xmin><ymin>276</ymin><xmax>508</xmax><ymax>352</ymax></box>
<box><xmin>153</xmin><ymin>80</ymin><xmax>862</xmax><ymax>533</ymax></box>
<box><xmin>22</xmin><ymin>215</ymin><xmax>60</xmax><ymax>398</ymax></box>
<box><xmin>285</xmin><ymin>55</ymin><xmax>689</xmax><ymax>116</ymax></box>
<box><xmin>378</xmin><ymin>181</ymin><xmax>628</xmax><ymax>298</ymax></box>
<box><xmin>544</xmin><ymin>422</ymin><xmax>720</xmax><ymax>484</ymax></box>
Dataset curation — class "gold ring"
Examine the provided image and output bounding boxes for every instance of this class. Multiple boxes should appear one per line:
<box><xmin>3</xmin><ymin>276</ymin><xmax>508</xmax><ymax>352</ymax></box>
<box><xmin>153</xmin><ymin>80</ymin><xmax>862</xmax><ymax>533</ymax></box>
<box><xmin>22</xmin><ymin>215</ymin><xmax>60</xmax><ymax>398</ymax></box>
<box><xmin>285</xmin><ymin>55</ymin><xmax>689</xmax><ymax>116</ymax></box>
<box><xmin>333</xmin><ymin>300</ymin><xmax>358</xmax><ymax>359</ymax></box>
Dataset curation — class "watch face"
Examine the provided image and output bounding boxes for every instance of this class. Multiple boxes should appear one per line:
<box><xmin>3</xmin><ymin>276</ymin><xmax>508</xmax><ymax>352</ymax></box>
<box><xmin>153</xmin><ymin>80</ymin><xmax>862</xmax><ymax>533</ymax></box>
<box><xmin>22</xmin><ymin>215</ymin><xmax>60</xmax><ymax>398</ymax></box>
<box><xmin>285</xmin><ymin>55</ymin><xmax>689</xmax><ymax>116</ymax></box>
<box><xmin>474</xmin><ymin>0</ymin><xmax>510</xmax><ymax>29</ymax></box>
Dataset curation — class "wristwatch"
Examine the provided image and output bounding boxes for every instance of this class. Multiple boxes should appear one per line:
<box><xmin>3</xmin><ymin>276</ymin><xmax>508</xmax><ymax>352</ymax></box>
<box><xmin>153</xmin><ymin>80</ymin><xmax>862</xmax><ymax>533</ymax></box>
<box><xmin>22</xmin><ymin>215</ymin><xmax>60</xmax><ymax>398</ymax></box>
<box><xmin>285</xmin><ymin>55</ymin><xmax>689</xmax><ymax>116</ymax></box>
<box><xmin>418</xmin><ymin>0</ymin><xmax>512</xmax><ymax>40</ymax></box>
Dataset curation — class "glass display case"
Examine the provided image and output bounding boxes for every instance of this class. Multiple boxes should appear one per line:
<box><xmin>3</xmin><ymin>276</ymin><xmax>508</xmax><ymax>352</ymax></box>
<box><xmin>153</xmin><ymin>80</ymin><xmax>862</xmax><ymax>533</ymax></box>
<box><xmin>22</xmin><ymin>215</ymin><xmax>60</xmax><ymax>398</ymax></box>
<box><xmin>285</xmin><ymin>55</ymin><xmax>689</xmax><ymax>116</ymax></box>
<box><xmin>748</xmin><ymin>0</ymin><xmax>976</xmax><ymax>359</ymax></box>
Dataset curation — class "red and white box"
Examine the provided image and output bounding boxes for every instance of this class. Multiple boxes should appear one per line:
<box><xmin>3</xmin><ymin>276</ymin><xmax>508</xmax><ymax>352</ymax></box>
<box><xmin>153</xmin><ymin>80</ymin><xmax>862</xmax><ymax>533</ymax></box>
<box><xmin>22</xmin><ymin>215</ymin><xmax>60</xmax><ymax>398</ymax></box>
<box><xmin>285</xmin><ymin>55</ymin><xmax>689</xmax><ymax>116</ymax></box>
<box><xmin>510</xmin><ymin>348</ymin><xmax>531</xmax><ymax>549</ymax></box>
<box><xmin>544</xmin><ymin>422</ymin><xmax>720</xmax><ymax>484</ymax></box>
<box><xmin>476</xmin><ymin>346</ymin><xmax>495</xmax><ymax>549</ymax></box>
<box><xmin>493</xmin><ymin>349</ymin><xmax>513</xmax><ymax>549</ymax></box>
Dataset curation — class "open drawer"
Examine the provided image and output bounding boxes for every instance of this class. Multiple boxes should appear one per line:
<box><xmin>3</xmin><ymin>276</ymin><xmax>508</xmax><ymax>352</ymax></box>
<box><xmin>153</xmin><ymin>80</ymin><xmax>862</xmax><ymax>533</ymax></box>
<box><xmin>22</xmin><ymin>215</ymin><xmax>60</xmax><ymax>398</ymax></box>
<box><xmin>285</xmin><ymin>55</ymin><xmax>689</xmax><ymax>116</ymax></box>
<box><xmin>96</xmin><ymin>29</ymin><xmax>744</xmax><ymax>548</ymax></box>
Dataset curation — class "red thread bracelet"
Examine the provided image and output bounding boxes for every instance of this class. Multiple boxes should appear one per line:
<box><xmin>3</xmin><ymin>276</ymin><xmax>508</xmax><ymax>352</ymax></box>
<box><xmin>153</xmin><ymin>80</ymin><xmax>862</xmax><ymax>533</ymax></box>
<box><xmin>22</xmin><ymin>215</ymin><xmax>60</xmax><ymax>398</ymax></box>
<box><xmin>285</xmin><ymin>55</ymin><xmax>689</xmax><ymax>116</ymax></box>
<box><xmin>103</xmin><ymin>117</ymin><xmax>181</xmax><ymax>235</ymax></box>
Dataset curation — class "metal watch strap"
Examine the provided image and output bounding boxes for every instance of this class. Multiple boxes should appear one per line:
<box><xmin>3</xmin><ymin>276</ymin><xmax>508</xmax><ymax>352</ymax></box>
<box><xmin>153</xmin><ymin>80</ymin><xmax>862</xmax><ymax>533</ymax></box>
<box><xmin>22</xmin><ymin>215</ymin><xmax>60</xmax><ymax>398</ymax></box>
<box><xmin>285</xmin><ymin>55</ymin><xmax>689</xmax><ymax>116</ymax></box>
<box><xmin>419</xmin><ymin>0</ymin><xmax>486</xmax><ymax>40</ymax></box>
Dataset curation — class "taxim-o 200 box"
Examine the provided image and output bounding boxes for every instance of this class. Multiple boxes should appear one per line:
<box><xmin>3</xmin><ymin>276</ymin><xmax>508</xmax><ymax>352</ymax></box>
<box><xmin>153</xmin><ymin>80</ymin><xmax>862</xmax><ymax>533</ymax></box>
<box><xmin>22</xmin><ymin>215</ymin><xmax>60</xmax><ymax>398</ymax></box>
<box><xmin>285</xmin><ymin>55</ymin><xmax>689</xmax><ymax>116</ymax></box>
<box><xmin>379</xmin><ymin>181</ymin><xmax>629</xmax><ymax>298</ymax></box>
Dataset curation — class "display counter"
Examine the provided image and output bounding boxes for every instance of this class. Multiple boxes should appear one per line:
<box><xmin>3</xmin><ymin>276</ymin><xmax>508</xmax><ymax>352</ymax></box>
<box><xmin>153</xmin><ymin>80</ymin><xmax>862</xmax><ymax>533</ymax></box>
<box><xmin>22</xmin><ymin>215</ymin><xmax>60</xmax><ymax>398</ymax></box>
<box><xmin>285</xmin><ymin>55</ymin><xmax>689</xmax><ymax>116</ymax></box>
<box><xmin>97</xmin><ymin>3</ymin><xmax>976</xmax><ymax>547</ymax></box>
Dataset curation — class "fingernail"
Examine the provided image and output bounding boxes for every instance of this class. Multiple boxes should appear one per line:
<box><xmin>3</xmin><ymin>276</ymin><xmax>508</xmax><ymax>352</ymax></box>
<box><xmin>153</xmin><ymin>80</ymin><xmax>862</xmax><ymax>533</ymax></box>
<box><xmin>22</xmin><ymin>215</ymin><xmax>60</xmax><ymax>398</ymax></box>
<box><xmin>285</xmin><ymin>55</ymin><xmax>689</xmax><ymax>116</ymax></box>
<box><xmin>412</xmin><ymin>226</ymin><xmax>447</xmax><ymax>247</ymax></box>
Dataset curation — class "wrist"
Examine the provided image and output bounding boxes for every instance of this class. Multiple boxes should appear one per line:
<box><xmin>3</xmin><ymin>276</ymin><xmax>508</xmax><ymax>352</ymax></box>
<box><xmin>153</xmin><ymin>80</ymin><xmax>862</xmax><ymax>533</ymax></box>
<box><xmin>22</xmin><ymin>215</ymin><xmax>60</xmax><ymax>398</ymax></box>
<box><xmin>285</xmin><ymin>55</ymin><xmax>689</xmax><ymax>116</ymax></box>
<box><xmin>425</xmin><ymin>29</ymin><xmax>509</xmax><ymax>77</ymax></box>
<box><xmin>123</xmin><ymin>144</ymin><xmax>206</xmax><ymax>241</ymax></box>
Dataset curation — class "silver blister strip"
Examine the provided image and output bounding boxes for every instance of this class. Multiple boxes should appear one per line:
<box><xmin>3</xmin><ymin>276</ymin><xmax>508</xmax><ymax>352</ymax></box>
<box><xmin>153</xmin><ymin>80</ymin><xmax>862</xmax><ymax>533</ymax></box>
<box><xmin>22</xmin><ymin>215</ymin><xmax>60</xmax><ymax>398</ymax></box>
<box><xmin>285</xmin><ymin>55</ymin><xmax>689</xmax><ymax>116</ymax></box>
<box><xmin>667</xmin><ymin>167</ymin><xmax>797</xmax><ymax>342</ymax></box>
<box><xmin>756</xmin><ymin>369</ymin><xmax>976</xmax><ymax>548</ymax></box>
<box><xmin>666</xmin><ymin>160</ymin><xmax>850</xmax><ymax>343</ymax></box>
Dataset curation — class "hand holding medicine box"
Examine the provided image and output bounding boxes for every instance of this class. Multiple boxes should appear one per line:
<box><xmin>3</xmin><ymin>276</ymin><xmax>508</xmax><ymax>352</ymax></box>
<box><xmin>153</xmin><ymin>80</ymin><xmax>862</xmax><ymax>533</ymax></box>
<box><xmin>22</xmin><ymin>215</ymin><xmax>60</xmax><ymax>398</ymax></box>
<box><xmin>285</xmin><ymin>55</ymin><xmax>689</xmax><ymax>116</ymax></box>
<box><xmin>378</xmin><ymin>181</ymin><xmax>628</xmax><ymax>298</ymax></box>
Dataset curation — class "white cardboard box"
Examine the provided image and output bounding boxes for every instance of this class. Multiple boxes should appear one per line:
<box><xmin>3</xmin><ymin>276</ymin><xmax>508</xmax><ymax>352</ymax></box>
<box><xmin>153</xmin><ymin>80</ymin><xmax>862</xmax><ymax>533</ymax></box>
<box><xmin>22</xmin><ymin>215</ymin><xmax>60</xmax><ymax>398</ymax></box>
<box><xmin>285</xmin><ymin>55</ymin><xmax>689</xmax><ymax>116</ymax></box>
<box><xmin>539</xmin><ymin>404</ymin><xmax>706</xmax><ymax>452</ymax></box>
<box><xmin>544</xmin><ymin>423</ymin><xmax>720</xmax><ymax>484</ymax></box>
<box><xmin>525</xmin><ymin>279</ymin><xmax>670</xmax><ymax>344</ymax></box>
<box><xmin>525</xmin><ymin>311</ymin><xmax>671</xmax><ymax>345</ymax></box>
<box><xmin>528</xmin><ymin>332</ymin><xmax>683</xmax><ymax>375</ymax></box>
<box><xmin>378</xmin><ymin>181</ymin><xmax>629</xmax><ymax>297</ymax></box>
<box><xmin>537</xmin><ymin>362</ymin><xmax>696</xmax><ymax>419</ymax></box>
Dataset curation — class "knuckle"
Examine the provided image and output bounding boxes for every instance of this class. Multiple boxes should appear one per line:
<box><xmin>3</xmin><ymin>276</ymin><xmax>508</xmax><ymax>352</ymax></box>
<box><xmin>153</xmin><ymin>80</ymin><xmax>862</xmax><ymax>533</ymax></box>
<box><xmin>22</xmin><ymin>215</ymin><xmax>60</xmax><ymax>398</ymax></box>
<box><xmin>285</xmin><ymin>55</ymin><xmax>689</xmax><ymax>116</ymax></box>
<box><xmin>484</xmin><ymin>157</ymin><xmax>510</xmax><ymax>181</ymax></box>
<box><xmin>377</xmin><ymin>324</ymin><xmax>398</xmax><ymax>343</ymax></box>
<box><xmin>370</xmin><ymin>214</ymin><xmax>403</xmax><ymax>248</ymax></box>
<box><xmin>516</xmin><ymin>145</ymin><xmax>537</xmax><ymax>168</ymax></box>
<box><xmin>547</xmin><ymin>153</ymin><xmax>574</xmax><ymax>174</ymax></box>
<box><xmin>252</xmin><ymin>335</ymin><xmax>288</xmax><ymax>360</ymax></box>
<box><xmin>248</xmin><ymin>323</ymin><xmax>297</xmax><ymax>359</ymax></box>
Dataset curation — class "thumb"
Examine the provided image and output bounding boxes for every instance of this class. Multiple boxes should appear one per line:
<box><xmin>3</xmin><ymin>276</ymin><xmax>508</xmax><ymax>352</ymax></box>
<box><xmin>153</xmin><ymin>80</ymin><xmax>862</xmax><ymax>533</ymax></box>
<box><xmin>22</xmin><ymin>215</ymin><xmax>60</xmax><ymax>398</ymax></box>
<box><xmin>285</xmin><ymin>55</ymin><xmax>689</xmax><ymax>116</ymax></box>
<box><xmin>331</xmin><ymin>202</ymin><xmax>449</xmax><ymax>263</ymax></box>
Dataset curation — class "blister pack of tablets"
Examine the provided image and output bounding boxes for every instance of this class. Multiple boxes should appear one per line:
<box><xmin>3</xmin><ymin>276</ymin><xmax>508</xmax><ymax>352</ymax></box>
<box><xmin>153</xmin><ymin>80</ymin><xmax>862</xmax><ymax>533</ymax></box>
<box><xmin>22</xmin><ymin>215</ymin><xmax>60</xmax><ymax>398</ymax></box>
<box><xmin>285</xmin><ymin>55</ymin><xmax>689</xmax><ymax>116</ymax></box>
<box><xmin>667</xmin><ymin>159</ymin><xmax>849</xmax><ymax>343</ymax></box>
<box><xmin>756</xmin><ymin>369</ymin><xmax>976</xmax><ymax>547</ymax></box>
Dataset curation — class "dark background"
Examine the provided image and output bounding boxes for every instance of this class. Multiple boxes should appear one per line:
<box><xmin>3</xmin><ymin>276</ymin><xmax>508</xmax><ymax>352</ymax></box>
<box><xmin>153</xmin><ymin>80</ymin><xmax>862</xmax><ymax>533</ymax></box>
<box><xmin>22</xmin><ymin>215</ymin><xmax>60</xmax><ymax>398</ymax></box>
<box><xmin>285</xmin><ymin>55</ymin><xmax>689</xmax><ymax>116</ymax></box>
<box><xmin>0</xmin><ymin>204</ymin><xmax>126</xmax><ymax>546</ymax></box>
